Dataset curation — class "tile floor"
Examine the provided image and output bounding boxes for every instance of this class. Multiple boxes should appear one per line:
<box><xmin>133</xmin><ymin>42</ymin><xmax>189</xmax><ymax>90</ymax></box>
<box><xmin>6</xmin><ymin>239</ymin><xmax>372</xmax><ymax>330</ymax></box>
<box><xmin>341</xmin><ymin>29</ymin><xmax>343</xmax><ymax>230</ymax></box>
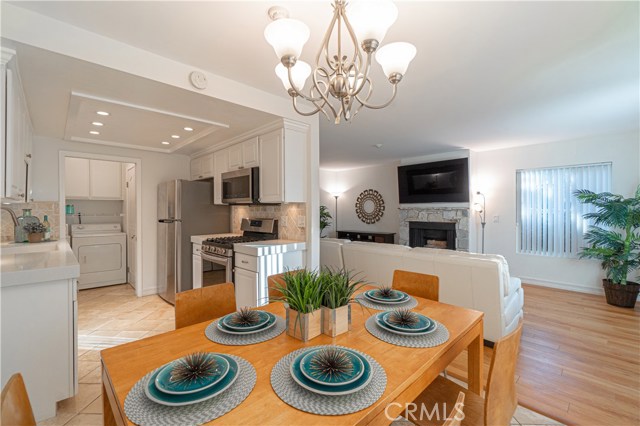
<box><xmin>39</xmin><ymin>284</ymin><xmax>561</xmax><ymax>426</ymax></box>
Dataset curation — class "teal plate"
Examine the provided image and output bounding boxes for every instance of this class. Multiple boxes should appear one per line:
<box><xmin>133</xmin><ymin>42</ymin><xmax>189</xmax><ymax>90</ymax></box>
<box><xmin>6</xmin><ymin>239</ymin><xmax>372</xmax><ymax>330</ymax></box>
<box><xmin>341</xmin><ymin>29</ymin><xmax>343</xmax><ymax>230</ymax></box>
<box><xmin>299</xmin><ymin>348</ymin><xmax>365</xmax><ymax>386</ymax></box>
<box><xmin>216</xmin><ymin>312</ymin><xmax>277</xmax><ymax>335</ymax></box>
<box><xmin>380</xmin><ymin>312</ymin><xmax>432</xmax><ymax>332</ymax></box>
<box><xmin>364</xmin><ymin>289</ymin><xmax>407</xmax><ymax>302</ymax></box>
<box><xmin>290</xmin><ymin>348</ymin><xmax>372</xmax><ymax>396</ymax></box>
<box><xmin>154</xmin><ymin>353</ymin><xmax>230</xmax><ymax>395</ymax></box>
<box><xmin>145</xmin><ymin>354</ymin><xmax>239</xmax><ymax>406</ymax></box>
<box><xmin>221</xmin><ymin>310</ymin><xmax>270</xmax><ymax>331</ymax></box>
<box><xmin>375</xmin><ymin>313</ymin><xmax>437</xmax><ymax>336</ymax></box>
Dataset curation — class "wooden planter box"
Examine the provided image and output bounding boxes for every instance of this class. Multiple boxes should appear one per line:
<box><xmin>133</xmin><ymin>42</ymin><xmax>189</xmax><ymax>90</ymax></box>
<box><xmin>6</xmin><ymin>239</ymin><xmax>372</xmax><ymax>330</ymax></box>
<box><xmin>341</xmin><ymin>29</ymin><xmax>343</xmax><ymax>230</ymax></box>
<box><xmin>27</xmin><ymin>232</ymin><xmax>44</xmax><ymax>243</ymax></box>
<box><xmin>321</xmin><ymin>305</ymin><xmax>351</xmax><ymax>337</ymax></box>
<box><xmin>285</xmin><ymin>306</ymin><xmax>321</xmax><ymax>342</ymax></box>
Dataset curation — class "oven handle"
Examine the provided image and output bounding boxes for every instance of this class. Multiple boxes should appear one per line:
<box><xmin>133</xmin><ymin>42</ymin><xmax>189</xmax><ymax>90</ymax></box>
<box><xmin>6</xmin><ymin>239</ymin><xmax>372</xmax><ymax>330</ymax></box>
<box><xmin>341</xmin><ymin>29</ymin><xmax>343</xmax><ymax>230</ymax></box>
<box><xmin>201</xmin><ymin>252</ymin><xmax>232</xmax><ymax>264</ymax></box>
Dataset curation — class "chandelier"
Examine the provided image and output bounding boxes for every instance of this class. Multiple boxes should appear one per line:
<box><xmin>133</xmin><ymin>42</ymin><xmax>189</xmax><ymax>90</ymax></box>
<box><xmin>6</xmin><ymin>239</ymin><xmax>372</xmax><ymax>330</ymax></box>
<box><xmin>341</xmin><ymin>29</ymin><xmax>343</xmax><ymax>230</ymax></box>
<box><xmin>264</xmin><ymin>0</ymin><xmax>416</xmax><ymax>124</ymax></box>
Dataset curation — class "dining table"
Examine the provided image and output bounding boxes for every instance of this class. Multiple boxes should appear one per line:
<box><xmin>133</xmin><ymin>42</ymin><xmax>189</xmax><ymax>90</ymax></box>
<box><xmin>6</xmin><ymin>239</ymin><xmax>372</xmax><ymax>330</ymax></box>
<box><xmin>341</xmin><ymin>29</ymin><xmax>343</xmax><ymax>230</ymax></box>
<box><xmin>101</xmin><ymin>287</ymin><xmax>484</xmax><ymax>426</ymax></box>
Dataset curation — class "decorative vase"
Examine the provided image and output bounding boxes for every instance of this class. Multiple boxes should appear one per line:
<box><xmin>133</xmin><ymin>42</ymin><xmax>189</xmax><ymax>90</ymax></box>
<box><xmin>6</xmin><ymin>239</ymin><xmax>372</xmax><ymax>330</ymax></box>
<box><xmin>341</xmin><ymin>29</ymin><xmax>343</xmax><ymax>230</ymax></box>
<box><xmin>28</xmin><ymin>232</ymin><xmax>44</xmax><ymax>243</ymax></box>
<box><xmin>285</xmin><ymin>305</ymin><xmax>322</xmax><ymax>342</ymax></box>
<box><xmin>321</xmin><ymin>305</ymin><xmax>351</xmax><ymax>337</ymax></box>
<box><xmin>603</xmin><ymin>279</ymin><xmax>640</xmax><ymax>308</ymax></box>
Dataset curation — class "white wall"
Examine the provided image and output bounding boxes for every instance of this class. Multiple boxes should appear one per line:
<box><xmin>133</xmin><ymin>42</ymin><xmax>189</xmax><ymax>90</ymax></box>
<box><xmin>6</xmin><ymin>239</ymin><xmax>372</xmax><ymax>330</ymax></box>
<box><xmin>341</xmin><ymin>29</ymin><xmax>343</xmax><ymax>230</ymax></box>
<box><xmin>32</xmin><ymin>135</ymin><xmax>191</xmax><ymax>296</ymax></box>
<box><xmin>320</xmin><ymin>163</ymin><xmax>400</xmax><ymax>241</ymax></box>
<box><xmin>474</xmin><ymin>131</ymin><xmax>640</xmax><ymax>294</ymax></box>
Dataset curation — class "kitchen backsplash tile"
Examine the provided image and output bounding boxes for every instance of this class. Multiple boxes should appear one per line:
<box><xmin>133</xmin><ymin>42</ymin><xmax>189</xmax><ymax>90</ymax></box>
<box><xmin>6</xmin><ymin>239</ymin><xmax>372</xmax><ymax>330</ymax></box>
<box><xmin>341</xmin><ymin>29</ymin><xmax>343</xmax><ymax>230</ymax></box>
<box><xmin>1</xmin><ymin>201</ymin><xmax>61</xmax><ymax>243</ymax></box>
<box><xmin>231</xmin><ymin>203</ymin><xmax>306</xmax><ymax>241</ymax></box>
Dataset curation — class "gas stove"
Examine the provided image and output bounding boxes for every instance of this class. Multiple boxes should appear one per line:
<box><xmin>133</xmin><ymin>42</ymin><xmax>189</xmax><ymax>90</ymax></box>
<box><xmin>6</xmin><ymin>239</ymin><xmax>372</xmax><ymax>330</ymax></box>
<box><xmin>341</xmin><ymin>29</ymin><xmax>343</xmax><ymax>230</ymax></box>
<box><xmin>201</xmin><ymin>218</ymin><xmax>278</xmax><ymax>257</ymax></box>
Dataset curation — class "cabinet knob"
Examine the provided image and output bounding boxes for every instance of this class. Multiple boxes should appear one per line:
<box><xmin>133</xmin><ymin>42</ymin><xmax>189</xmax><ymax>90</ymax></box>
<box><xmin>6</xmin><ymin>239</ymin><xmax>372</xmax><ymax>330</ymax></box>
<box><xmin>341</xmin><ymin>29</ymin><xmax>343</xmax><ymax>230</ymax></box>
<box><xmin>25</xmin><ymin>154</ymin><xmax>32</xmax><ymax>158</ymax></box>
<box><xmin>241</xmin><ymin>260</ymin><xmax>249</xmax><ymax>264</ymax></box>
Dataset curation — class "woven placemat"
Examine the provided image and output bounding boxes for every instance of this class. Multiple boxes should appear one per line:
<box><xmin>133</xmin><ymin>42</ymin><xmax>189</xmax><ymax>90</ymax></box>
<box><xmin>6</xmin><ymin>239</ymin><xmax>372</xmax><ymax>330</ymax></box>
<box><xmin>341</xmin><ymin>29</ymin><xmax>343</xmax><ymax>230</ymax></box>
<box><xmin>205</xmin><ymin>316</ymin><xmax>286</xmax><ymax>345</ymax></box>
<box><xmin>365</xmin><ymin>315</ymin><xmax>450</xmax><ymax>348</ymax></box>
<box><xmin>271</xmin><ymin>345</ymin><xmax>387</xmax><ymax>416</ymax></box>
<box><xmin>124</xmin><ymin>354</ymin><xmax>256</xmax><ymax>426</ymax></box>
<box><xmin>355</xmin><ymin>294</ymin><xmax>418</xmax><ymax>311</ymax></box>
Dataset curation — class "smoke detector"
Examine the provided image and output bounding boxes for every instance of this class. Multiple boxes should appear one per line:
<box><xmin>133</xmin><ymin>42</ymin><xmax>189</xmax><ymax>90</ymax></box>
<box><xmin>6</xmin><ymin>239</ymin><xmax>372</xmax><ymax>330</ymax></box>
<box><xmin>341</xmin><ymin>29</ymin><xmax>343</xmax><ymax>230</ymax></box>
<box><xmin>189</xmin><ymin>71</ymin><xmax>208</xmax><ymax>90</ymax></box>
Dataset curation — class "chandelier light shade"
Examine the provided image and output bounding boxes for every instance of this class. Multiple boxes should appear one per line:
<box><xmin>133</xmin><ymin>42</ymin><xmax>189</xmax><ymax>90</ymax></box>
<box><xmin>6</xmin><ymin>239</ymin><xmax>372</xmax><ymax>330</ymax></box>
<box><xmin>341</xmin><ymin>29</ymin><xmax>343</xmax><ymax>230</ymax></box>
<box><xmin>264</xmin><ymin>0</ymin><xmax>416</xmax><ymax>124</ymax></box>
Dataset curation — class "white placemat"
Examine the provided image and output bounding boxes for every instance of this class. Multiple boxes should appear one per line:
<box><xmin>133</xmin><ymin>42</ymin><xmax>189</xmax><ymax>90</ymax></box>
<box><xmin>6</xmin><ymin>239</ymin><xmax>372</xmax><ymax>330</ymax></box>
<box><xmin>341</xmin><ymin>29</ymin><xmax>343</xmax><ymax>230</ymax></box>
<box><xmin>355</xmin><ymin>293</ymin><xmax>418</xmax><ymax>311</ymax></box>
<box><xmin>365</xmin><ymin>315</ymin><xmax>450</xmax><ymax>348</ymax></box>
<box><xmin>205</xmin><ymin>316</ymin><xmax>286</xmax><ymax>345</ymax></box>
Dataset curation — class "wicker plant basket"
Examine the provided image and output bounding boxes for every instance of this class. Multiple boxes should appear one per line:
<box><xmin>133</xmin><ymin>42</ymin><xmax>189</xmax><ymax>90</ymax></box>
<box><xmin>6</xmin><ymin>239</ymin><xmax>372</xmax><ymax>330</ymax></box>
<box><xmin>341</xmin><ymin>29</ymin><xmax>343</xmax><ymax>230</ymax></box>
<box><xmin>603</xmin><ymin>279</ymin><xmax>640</xmax><ymax>308</ymax></box>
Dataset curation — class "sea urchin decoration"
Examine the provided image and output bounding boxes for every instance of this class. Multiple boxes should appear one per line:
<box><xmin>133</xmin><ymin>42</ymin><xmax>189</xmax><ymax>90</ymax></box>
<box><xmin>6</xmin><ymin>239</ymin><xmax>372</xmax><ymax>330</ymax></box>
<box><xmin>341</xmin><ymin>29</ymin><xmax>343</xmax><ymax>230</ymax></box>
<box><xmin>309</xmin><ymin>347</ymin><xmax>354</xmax><ymax>381</ymax></box>
<box><xmin>229</xmin><ymin>307</ymin><xmax>261</xmax><ymax>326</ymax></box>
<box><xmin>170</xmin><ymin>352</ymin><xmax>218</xmax><ymax>386</ymax></box>
<box><xmin>375</xmin><ymin>286</ymin><xmax>395</xmax><ymax>298</ymax></box>
<box><xmin>388</xmin><ymin>309</ymin><xmax>420</xmax><ymax>327</ymax></box>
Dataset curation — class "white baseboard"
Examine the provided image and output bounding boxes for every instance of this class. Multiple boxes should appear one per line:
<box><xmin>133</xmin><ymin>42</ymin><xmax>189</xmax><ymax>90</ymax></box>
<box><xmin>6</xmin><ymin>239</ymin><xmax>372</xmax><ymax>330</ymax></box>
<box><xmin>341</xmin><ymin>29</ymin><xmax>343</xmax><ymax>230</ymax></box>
<box><xmin>519</xmin><ymin>277</ymin><xmax>604</xmax><ymax>295</ymax></box>
<box><xmin>141</xmin><ymin>286</ymin><xmax>158</xmax><ymax>297</ymax></box>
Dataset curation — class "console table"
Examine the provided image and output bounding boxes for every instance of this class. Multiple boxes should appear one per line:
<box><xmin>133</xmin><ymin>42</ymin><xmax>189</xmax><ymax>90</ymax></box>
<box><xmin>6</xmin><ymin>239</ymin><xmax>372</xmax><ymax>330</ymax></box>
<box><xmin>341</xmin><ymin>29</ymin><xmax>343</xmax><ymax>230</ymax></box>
<box><xmin>337</xmin><ymin>230</ymin><xmax>396</xmax><ymax>244</ymax></box>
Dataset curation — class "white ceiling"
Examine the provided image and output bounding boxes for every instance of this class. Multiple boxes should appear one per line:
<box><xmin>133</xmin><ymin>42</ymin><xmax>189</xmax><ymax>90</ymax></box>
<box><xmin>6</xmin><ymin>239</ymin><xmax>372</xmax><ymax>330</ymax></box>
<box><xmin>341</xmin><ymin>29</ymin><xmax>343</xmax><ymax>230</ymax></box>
<box><xmin>2</xmin><ymin>40</ymin><xmax>278</xmax><ymax>155</ymax></box>
<box><xmin>6</xmin><ymin>1</ymin><xmax>640</xmax><ymax>168</ymax></box>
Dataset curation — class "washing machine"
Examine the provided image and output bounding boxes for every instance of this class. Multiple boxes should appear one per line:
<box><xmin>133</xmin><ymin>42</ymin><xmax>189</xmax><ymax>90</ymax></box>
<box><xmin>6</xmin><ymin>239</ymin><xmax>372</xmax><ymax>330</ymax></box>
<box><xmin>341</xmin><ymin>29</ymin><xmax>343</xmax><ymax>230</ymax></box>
<box><xmin>70</xmin><ymin>224</ymin><xmax>127</xmax><ymax>290</ymax></box>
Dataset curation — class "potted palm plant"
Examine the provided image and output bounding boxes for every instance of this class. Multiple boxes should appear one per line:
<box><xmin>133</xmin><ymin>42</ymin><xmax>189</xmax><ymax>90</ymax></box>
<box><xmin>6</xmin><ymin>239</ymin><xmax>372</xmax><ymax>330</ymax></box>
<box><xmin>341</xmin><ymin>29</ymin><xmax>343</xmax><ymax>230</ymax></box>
<box><xmin>320</xmin><ymin>269</ymin><xmax>366</xmax><ymax>337</ymax></box>
<box><xmin>574</xmin><ymin>185</ymin><xmax>640</xmax><ymax>308</ymax></box>
<box><xmin>271</xmin><ymin>269</ymin><xmax>324</xmax><ymax>341</ymax></box>
<box><xmin>320</xmin><ymin>205</ymin><xmax>332</xmax><ymax>238</ymax></box>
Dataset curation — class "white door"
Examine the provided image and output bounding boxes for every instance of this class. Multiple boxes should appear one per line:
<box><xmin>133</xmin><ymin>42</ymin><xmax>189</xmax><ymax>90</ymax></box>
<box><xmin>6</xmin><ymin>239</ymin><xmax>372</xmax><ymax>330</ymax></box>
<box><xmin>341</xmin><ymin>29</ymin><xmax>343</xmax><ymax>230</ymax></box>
<box><xmin>125</xmin><ymin>164</ymin><xmax>137</xmax><ymax>286</ymax></box>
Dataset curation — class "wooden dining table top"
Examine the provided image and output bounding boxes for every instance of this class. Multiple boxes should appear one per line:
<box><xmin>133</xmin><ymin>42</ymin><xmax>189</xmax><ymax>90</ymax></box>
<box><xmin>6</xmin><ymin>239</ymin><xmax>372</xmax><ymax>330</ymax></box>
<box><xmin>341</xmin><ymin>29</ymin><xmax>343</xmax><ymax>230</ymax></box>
<box><xmin>101</xmin><ymin>289</ymin><xmax>484</xmax><ymax>426</ymax></box>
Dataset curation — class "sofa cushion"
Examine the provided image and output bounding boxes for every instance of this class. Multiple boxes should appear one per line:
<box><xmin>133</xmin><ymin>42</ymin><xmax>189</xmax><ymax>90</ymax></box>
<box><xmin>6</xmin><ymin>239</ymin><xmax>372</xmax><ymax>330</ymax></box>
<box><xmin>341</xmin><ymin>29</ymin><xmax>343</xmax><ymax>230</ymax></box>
<box><xmin>503</xmin><ymin>287</ymin><xmax>524</xmax><ymax>329</ymax></box>
<box><xmin>508</xmin><ymin>276</ymin><xmax>522</xmax><ymax>297</ymax></box>
<box><xmin>320</xmin><ymin>240</ymin><xmax>348</xmax><ymax>271</ymax></box>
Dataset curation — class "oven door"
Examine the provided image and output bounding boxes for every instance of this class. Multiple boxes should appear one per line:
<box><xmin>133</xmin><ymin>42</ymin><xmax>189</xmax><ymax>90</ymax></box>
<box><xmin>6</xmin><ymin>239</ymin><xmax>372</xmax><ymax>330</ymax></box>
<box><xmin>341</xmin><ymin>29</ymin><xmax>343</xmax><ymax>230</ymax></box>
<box><xmin>200</xmin><ymin>252</ymin><xmax>233</xmax><ymax>286</ymax></box>
<box><xmin>221</xmin><ymin>168</ymin><xmax>259</xmax><ymax>204</ymax></box>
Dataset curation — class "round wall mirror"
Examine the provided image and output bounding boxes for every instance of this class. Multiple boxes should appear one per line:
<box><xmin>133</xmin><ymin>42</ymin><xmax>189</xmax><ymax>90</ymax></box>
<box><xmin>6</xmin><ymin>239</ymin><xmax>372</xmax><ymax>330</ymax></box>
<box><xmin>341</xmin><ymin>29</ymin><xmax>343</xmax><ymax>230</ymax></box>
<box><xmin>355</xmin><ymin>189</ymin><xmax>385</xmax><ymax>224</ymax></box>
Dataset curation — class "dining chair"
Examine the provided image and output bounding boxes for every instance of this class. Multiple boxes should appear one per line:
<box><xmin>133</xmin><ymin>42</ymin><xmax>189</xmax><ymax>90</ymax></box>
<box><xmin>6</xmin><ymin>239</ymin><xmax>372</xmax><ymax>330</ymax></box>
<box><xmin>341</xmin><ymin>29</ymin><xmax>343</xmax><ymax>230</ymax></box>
<box><xmin>175</xmin><ymin>283</ymin><xmax>236</xmax><ymax>329</ymax></box>
<box><xmin>411</xmin><ymin>322</ymin><xmax>523</xmax><ymax>426</ymax></box>
<box><xmin>267</xmin><ymin>270</ymin><xmax>302</xmax><ymax>303</ymax></box>
<box><xmin>443</xmin><ymin>392</ymin><xmax>465</xmax><ymax>426</ymax></box>
<box><xmin>1</xmin><ymin>373</ymin><xmax>36</xmax><ymax>426</ymax></box>
<box><xmin>392</xmin><ymin>270</ymin><xmax>439</xmax><ymax>301</ymax></box>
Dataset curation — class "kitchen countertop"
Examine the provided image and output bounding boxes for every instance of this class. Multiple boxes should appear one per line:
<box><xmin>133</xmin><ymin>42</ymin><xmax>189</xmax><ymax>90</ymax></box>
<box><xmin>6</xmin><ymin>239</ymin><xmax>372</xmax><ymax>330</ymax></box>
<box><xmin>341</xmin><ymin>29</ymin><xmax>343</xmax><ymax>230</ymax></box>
<box><xmin>234</xmin><ymin>240</ymin><xmax>306</xmax><ymax>256</ymax></box>
<box><xmin>1</xmin><ymin>240</ymin><xmax>80</xmax><ymax>287</ymax></box>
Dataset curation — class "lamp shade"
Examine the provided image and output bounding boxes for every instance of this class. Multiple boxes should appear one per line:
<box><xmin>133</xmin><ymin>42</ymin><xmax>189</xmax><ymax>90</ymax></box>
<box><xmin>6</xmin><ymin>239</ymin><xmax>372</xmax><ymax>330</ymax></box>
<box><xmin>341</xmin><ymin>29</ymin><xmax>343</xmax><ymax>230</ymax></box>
<box><xmin>347</xmin><ymin>0</ymin><xmax>398</xmax><ymax>45</ymax></box>
<box><xmin>275</xmin><ymin>61</ymin><xmax>311</xmax><ymax>90</ymax></box>
<box><xmin>264</xmin><ymin>18</ymin><xmax>310</xmax><ymax>59</ymax></box>
<box><xmin>375</xmin><ymin>41</ymin><xmax>416</xmax><ymax>77</ymax></box>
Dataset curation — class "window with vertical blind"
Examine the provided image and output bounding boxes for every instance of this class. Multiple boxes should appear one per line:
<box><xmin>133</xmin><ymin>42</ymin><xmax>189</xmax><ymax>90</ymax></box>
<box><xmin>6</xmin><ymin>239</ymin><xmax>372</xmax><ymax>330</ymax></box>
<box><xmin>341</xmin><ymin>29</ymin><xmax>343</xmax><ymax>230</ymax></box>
<box><xmin>516</xmin><ymin>163</ymin><xmax>612</xmax><ymax>257</ymax></box>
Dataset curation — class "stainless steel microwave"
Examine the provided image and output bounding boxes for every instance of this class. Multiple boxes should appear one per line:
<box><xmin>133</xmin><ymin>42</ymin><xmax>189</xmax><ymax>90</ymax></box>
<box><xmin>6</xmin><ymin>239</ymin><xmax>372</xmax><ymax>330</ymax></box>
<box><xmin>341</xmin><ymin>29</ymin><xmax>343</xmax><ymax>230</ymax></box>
<box><xmin>221</xmin><ymin>168</ymin><xmax>260</xmax><ymax>204</ymax></box>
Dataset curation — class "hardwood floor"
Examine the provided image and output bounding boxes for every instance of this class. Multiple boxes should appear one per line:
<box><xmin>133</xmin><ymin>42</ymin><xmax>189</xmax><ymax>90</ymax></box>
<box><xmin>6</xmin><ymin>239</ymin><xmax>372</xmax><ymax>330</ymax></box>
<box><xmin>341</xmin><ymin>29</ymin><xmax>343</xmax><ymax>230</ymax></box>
<box><xmin>447</xmin><ymin>284</ymin><xmax>640</xmax><ymax>426</ymax></box>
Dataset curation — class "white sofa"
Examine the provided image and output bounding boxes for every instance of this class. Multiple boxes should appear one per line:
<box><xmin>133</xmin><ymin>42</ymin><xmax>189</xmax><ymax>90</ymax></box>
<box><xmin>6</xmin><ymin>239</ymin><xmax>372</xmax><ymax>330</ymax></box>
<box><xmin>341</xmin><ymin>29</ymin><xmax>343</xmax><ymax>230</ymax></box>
<box><xmin>320</xmin><ymin>239</ymin><xmax>524</xmax><ymax>343</ymax></box>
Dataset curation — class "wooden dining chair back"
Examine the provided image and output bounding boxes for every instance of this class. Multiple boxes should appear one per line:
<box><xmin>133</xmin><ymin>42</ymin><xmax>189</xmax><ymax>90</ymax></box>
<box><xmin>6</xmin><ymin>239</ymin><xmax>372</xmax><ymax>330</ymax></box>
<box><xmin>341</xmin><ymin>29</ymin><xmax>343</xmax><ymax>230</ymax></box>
<box><xmin>1</xmin><ymin>373</ymin><xmax>36</xmax><ymax>426</ymax></box>
<box><xmin>483</xmin><ymin>321</ymin><xmax>523</xmax><ymax>426</ymax></box>
<box><xmin>443</xmin><ymin>391</ymin><xmax>465</xmax><ymax>426</ymax></box>
<box><xmin>175</xmin><ymin>283</ymin><xmax>236</xmax><ymax>329</ymax></box>
<box><xmin>392</xmin><ymin>270</ymin><xmax>440</xmax><ymax>301</ymax></box>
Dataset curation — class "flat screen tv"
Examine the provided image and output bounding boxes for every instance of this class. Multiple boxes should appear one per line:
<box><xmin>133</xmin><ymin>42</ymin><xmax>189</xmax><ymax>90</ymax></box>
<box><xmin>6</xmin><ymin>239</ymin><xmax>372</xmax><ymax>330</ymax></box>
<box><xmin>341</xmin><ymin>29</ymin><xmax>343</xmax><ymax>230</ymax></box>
<box><xmin>398</xmin><ymin>158</ymin><xmax>469</xmax><ymax>203</ymax></box>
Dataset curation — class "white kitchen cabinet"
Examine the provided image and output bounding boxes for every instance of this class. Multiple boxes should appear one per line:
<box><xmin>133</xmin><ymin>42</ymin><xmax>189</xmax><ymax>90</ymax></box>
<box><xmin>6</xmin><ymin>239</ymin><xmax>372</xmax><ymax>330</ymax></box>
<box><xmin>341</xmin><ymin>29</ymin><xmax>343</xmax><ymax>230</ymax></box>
<box><xmin>191</xmin><ymin>153</ymin><xmax>214</xmax><ymax>180</ymax></box>
<box><xmin>65</xmin><ymin>158</ymin><xmax>123</xmax><ymax>200</ymax></box>
<box><xmin>213</xmin><ymin>149</ymin><xmax>228</xmax><ymax>205</ymax></box>
<box><xmin>89</xmin><ymin>160</ymin><xmax>122</xmax><ymax>199</ymax></box>
<box><xmin>2</xmin><ymin>50</ymin><xmax>33</xmax><ymax>203</ymax></box>
<box><xmin>234</xmin><ymin>267</ymin><xmax>259</xmax><ymax>309</ymax></box>
<box><xmin>259</xmin><ymin>125</ymin><xmax>306</xmax><ymax>203</ymax></box>
<box><xmin>65</xmin><ymin>158</ymin><xmax>91</xmax><ymax>198</ymax></box>
<box><xmin>227</xmin><ymin>138</ymin><xmax>259</xmax><ymax>171</ymax></box>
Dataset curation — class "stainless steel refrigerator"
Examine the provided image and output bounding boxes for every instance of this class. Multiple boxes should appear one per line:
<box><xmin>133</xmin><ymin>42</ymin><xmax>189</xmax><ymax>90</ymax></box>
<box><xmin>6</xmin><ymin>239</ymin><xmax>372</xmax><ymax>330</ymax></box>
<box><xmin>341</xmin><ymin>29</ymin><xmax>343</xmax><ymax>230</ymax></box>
<box><xmin>157</xmin><ymin>179</ymin><xmax>230</xmax><ymax>304</ymax></box>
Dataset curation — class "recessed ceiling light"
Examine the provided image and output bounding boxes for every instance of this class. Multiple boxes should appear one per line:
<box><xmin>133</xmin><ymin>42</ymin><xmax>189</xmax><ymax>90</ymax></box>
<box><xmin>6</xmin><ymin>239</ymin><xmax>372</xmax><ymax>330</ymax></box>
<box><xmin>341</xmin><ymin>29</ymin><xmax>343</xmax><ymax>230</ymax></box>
<box><xmin>161</xmin><ymin>141</ymin><xmax>170</xmax><ymax>145</ymax></box>
<box><xmin>92</xmin><ymin>121</ymin><xmax>104</xmax><ymax>126</ymax></box>
<box><xmin>96</xmin><ymin>111</ymin><xmax>110</xmax><ymax>116</ymax></box>
<box><xmin>184</xmin><ymin>127</ymin><xmax>193</xmax><ymax>132</ymax></box>
<box><xmin>89</xmin><ymin>131</ymin><xmax>100</xmax><ymax>135</ymax></box>
<box><xmin>171</xmin><ymin>135</ymin><xmax>180</xmax><ymax>139</ymax></box>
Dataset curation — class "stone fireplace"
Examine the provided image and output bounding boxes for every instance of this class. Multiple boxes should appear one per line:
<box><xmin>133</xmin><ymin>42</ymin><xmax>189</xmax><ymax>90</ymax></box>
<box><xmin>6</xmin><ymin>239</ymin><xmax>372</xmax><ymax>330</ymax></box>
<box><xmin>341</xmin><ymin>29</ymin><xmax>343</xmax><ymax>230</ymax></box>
<box><xmin>399</xmin><ymin>207</ymin><xmax>469</xmax><ymax>251</ymax></box>
<box><xmin>409</xmin><ymin>222</ymin><xmax>456</xmax><ymax>249</ymax></box>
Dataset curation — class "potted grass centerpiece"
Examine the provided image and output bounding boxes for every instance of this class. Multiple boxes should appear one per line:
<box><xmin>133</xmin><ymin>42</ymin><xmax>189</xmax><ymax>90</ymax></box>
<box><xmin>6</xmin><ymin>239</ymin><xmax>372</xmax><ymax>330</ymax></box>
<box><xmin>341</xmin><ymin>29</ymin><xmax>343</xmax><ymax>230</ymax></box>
<box><xmin>321</xmin><ymin>269</ymin><xmax>366</xmax><ymax>337</ymax></box>
<box><xmin>271</xmin><ymin>269</ymin><xmax>324</xmax><ymax>342</ymax></box>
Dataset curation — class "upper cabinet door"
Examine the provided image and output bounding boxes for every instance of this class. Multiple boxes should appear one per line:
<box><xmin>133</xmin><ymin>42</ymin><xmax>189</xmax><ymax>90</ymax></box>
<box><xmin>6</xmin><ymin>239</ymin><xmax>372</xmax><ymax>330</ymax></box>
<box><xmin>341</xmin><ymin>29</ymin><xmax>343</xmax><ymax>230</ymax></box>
<box><xmin>228</xmin><ymin>144</ymin><xmax>243</xmax><ymax>171</ymax></box>
<box><xmin>213</xmin><ymin>149</ymin><xmax>228</xmax><ymax>205</ymax></box>
<box><xmin>89</xmin><ymin>160</ymin><xmax>122</xmax><ymax>199</ymax></box>
<box><xmin>65</xmin><ymin>157</ymin><xmax>91</xmax><ymax>199</ymax></box>
<box><xmin>259</xmin><ymin>129</ymin><xmax>284</xmax><ymax>203</ymax></box>
<box><xmin>200</xmin><ymin>153</ymin><xmax>214</xmax><ymax>177</ymax></box>
<box><xmin>190</xmin><ymin>157</ymin><xmax>203</xmax><ymax>180</ymax></box>
<box><xmin>242</xmin><ymin>138</ymin><xmax>259</xmax><ymax>168</ymax></box>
